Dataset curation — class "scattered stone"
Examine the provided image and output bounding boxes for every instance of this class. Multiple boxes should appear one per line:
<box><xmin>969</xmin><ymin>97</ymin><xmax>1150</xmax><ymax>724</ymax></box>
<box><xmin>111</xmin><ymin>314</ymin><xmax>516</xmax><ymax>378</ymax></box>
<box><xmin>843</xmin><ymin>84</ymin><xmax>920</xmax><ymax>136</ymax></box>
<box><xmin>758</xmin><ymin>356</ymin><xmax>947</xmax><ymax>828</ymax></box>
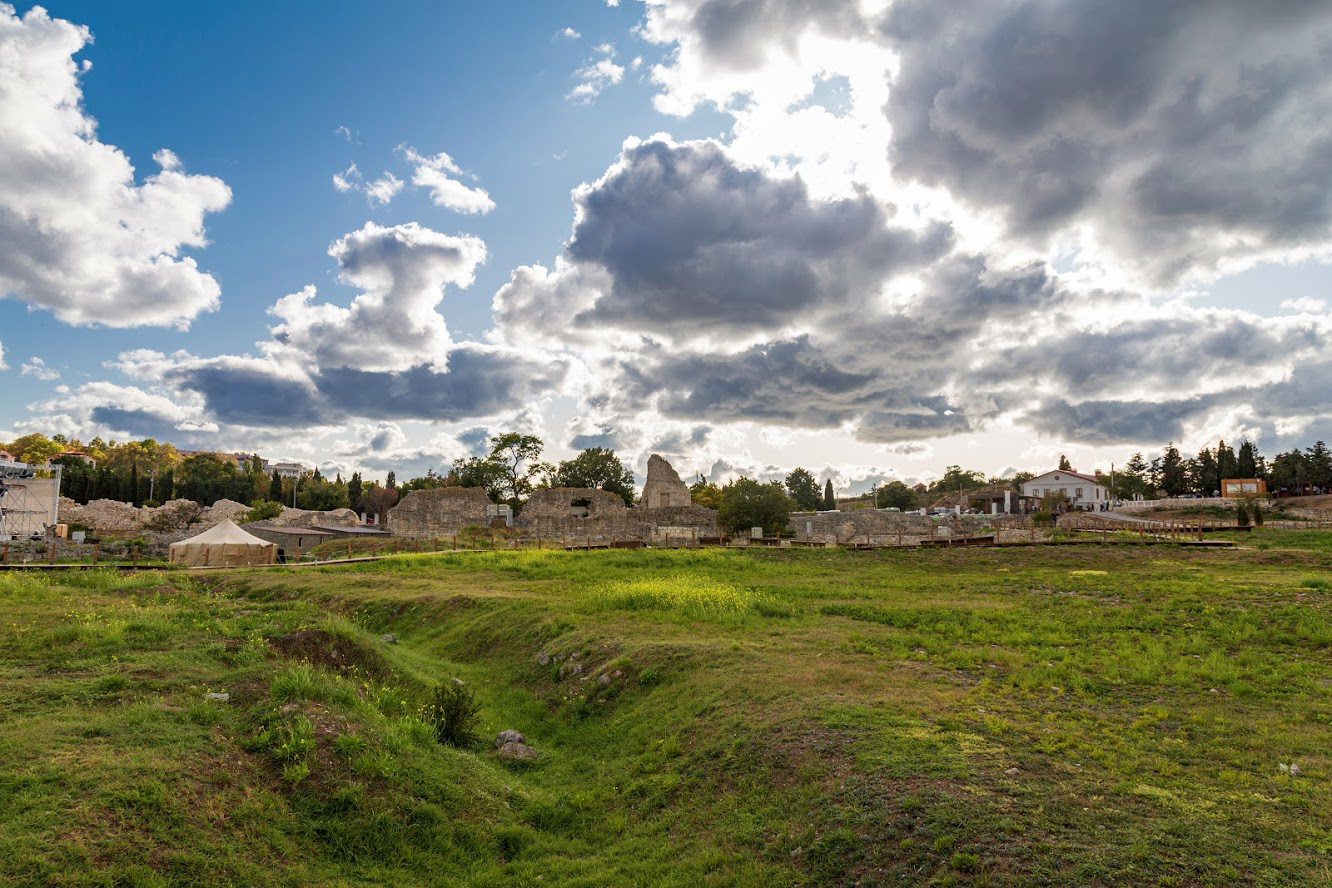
<box><xmin>1004</xmin><ymin>767</ymin><xmax>1021</xmax><ymax>776</ymax></box>
<box><xmin>495</xmin><ymin>730</ymin><xmax>526</xmax><ymax>748</ymax></box>
<box><xmin>536</xmin><ymin>652</ymin><xmax>551</xmax><ymax>666</ymax></box>
<box><xmin>452</xmin><ymin>677</ymin><xmax>466</xmax><ymax>687</ymax></box>
<box><xmin>1279</xmin><ymin>762</ymin><xmax>1301</xmax><ymax>777</ymax></box>
<box><xmin>1209</xmin><ymin>687</ymin><xmax>1219</xmax><ymax>694</ymax></box>
<box><xmin>497</xmin><ymin>741</ymin><xmax>539</xmax><ymax>761</ymax></box>
<box><xmin>381</xmin><ymin>633</ymin><xmax>397</xmax><ymax>644</ymax></box>
<box><xmin>204</xmin><ymin>692</ymin><xmax>230</xmax><ymax>703</ymax></box>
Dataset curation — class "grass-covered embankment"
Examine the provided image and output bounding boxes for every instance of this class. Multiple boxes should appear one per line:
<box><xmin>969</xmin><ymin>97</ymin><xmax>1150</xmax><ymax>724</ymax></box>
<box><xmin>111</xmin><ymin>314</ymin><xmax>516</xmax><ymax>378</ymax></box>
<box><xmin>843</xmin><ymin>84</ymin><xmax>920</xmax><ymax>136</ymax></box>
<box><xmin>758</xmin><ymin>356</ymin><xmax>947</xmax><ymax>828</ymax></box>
<box><xmin>2</xmin><ymin>530</ymin><xmax>1331</xmax><ymax>885</ymax></box>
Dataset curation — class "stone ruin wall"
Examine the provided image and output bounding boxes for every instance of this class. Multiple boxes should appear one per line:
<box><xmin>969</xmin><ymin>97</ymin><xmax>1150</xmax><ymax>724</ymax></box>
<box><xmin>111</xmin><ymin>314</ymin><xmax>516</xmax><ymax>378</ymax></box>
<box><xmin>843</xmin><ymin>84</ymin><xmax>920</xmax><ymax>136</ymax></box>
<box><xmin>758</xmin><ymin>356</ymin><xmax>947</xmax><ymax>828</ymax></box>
<box><xmin>791</xmin><ymin>510</ymin><xmax>1016</xmax><ymax>546</ymax></box>
<box><xmin>387</xmin><ymin>487</ymin><xmax>492</xmax><ymax>539</ymax></box>
<box><xmin>372</xmin><ymin>459</ymin><xmax>723</xmax><ymax>547</ymax></box>
<box><xmin>517</xmin><ymin>488</ymin><xmax>637</xmax><ymax>545</ymax></box>
<box><xmin>639</xmin><ymin>454</ymin><xmax>693</xmax><ymax>509</ymax></box>
<box><xmin>791</xmin><ymin>510</ymin><xmax>935</xmax><ymax>545</ymax></box>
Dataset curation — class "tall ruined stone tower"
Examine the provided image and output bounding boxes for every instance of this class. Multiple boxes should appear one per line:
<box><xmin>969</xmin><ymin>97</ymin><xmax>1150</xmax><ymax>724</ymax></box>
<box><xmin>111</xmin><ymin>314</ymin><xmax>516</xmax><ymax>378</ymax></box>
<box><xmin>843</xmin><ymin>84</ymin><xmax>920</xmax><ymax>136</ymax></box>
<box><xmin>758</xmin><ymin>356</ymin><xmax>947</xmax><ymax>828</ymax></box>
<box><xmin>640</xmin><ymin>454</ymin><xmax>692</xmax><ymax>509</ymax></box>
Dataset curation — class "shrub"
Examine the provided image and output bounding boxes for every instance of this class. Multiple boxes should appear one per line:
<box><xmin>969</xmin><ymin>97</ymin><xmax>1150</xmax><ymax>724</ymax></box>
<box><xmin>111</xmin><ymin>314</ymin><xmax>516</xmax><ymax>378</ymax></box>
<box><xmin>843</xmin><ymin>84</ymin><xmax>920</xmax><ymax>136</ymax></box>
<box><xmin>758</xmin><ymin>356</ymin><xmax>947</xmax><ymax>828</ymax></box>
<box><xmin>244</xmin><ymin>499</ymin><xmax>284</xmax><ymax>523</ymax></box>
<box><xmin>1252</xmin><ymin>502</ymin><xmax>1264</xmax><ymax>525</ymax></box>
<box><xmin>1236</xmin><ymin>502</ymin><xmax>1251</xmax><ymax>527</ymax></box>
<box><xmin>424</xmin><ymin>680</ymin><xmax>480</xmax><ymax>748</ymax></box>
<box><xmin>147</xmin><ymin>500</ymin><xmax>202</xmax><ymax>532</ymax></box>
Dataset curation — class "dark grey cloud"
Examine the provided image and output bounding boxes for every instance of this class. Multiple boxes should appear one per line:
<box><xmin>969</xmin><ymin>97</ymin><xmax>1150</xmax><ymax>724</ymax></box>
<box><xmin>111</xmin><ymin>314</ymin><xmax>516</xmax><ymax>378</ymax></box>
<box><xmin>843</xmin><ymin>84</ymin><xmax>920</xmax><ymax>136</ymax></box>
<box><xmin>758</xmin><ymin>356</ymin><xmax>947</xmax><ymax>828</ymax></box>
<box><xmin>164</xmin><ymin>360</ymin><xmax>325</xmax><ymax>427</ymax></box>
<box><xmin>975</xmin><ymin>314</ymin><xmax>1326</xmax><ymax>401</ymax></box>
<box><xmin>317</xmin><ymin>348</ymin><xmax>568</xmax><ymax>422</ymax></box>
<box><xmin>607</xmin><ymin>333</ymin><xmax>977</xmax><ymax>438</ymax></box>
<box><xmin>1025</xmin><ymin>397</ymin><xmax>1221</xmax><ymax>445</ymax></box>
<box><xmin>561</xmin><ymin>138</ymin><xmax>952</xmax><ymax>338</ymax></box>
<box><xmin>569</xmin><ymin>432</ymin><xmax>623</xmax><ymax>450</ymax></box>
<box><xmin>164</xmin><ymin>345</ymin><xmax>568</xmax><ymax>429</ymax></box>
<box><xmin>883</xmin><ymin>0</ymin><xmax>1332</xmax><ymax>281</ymax></box>
<box><xmin>86</xmin><ymin>407</ymin><xmax>207</xmax><ymax>445</ymax></box>
<box><xmin>681</xmin><ymin>0</ymin><xmax>868</xmax><ymax>71</ymax></box>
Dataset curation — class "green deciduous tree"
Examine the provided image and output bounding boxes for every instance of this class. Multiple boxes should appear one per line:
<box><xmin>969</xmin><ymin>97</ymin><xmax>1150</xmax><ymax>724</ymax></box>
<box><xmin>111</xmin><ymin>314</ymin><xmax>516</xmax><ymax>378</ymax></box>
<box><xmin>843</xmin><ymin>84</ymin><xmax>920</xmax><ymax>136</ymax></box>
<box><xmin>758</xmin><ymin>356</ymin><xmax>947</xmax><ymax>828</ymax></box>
<box><xmin>784</xmin><ymin>467</ymin><xmax>822</xmax><ymax>511</ymax></box>
<box><xmin>360</xmin><ymin>484</ymin><xmax>399</xmax><ymax>524</ymax></box>
<box><xmin>486</xmin><ymin>433</ymin><xmax>545</xmax><ymax>512</ymax></box>
<box><xmin>690</xmin><ymin>478</ymin><xmax>723</xmax><ymax>510</ymax></box>
<box><xmin>718</xmin><ymin>478</ymin><xmax>793</xmax><ymax>535</ymax></box>
<box><xmin>450</xmin><ymin>455</ymin><xmax>507</xmax><ymax>502</ymax></box>
<box><xmin>551</xmin><ymin>448</ymin><xmax>636</xmax><ymax>505</ymax></box>
<box><xmin>874</xmin><ymin>480</ymin><xmax>919</xmax><ymax>511</ymax></box>
<box><xmin>296</xmin><ymin>475</ymin><xmax>350</xmax><ymax>511</ymax></box>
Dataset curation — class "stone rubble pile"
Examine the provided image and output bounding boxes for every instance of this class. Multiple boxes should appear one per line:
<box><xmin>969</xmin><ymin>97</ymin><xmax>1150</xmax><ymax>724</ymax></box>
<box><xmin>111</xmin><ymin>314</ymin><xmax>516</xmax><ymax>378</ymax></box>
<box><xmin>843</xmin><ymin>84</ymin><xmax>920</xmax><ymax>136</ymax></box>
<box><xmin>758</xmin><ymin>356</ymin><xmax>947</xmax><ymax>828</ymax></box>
<box><xmin>56</xmin><ymin>496</ymin><xmax>359</xmax><ymax>537</ymax></box>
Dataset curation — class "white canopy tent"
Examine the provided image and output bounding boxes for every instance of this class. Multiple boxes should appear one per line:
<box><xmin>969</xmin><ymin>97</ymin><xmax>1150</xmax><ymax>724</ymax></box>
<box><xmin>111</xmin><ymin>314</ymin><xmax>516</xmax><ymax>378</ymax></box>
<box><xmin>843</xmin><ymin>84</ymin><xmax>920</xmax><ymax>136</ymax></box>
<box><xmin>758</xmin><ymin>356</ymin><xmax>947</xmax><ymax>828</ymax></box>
<box><xmin>169</xmin><ymin>518</ymin><xmax>276</xmax><ymax>567</ymax></box>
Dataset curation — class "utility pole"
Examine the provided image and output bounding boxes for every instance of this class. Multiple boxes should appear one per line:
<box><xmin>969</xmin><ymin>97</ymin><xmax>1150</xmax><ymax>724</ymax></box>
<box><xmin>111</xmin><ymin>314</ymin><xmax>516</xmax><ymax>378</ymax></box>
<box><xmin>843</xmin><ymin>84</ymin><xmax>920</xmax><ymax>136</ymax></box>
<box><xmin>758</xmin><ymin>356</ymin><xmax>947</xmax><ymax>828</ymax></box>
<box><xmin>148</xmin><ymin>468</ymin><xmax>155</xmax><ymax>503</ymax></box>
<box><xmin>292</xmin><ymin>473</ymin><xmax>299</xmax><ymax>508</ymax></box>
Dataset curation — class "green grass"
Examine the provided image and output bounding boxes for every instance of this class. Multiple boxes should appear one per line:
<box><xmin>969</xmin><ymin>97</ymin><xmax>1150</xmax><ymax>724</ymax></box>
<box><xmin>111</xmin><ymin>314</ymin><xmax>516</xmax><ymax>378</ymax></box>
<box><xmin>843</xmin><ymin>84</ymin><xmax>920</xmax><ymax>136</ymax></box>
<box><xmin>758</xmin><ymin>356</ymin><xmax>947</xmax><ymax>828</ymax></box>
<box><xmin>1</xmin><ymin>531</ymin><xmax>1331</xmax><ymax>885</ymax></box>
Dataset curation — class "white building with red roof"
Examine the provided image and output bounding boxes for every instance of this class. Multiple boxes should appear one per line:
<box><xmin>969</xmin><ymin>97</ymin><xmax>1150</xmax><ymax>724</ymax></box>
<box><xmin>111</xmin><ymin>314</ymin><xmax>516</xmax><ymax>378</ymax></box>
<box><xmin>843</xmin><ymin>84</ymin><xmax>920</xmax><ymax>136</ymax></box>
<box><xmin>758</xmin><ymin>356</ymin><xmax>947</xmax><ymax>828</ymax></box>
<box><xmin>1021</xmin><ymin>469</ymin><xmax>1107</xmax><ymax>507</ymax></box>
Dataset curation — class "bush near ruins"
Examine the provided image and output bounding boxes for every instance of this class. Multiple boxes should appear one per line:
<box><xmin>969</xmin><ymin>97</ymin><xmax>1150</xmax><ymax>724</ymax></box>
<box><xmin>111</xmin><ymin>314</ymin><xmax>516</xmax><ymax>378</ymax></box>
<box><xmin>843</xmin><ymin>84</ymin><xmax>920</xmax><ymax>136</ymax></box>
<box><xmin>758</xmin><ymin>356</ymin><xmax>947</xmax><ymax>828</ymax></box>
<box><xmin>244</xmin><ymin>500</ymin><xmax>284</xmax><ymax>523</ymax></box>
<box><xmin>146</xmin><ymin>500</ymin><xmax>203</xmax><ymax>532</ymax></box>
<box><xmin>425</xmin><ymin>681</ymin><xmax>480</xmax><ymax>748</ymax></box>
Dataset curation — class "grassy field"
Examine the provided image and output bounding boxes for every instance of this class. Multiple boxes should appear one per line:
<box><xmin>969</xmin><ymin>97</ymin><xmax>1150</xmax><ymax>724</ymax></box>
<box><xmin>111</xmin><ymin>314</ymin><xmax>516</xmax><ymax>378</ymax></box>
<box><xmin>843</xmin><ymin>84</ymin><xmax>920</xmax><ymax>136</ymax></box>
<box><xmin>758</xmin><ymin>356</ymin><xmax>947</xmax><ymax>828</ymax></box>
<box><xmin>1</xmin><ymin>531</ymin><xmax>1330</xmax><ymax>886</ymax></box>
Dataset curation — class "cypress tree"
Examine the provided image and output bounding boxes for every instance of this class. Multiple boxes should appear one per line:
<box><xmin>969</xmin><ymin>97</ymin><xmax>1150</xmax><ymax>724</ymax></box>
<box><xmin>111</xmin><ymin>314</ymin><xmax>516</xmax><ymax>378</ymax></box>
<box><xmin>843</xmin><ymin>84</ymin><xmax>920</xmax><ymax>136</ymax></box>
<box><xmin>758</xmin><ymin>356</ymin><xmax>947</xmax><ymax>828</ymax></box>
<box><xmin>269</xmin><ymin>470</ymin><xmax>283</xmax><ymax>502</ymax></box>
<box><xmin>822</xmin><ymin>479</ymin><xmax>836</xmax><ymax>511</ymax></box>
<box><xmin>129</xmin><ymin>463</ymin><xmax>140</xmax><ymax>506</ymax></box>
<box><xmin>348</xmin><ymin>472</ymin><xmax>363</xmax><ymax>512</ymax></box>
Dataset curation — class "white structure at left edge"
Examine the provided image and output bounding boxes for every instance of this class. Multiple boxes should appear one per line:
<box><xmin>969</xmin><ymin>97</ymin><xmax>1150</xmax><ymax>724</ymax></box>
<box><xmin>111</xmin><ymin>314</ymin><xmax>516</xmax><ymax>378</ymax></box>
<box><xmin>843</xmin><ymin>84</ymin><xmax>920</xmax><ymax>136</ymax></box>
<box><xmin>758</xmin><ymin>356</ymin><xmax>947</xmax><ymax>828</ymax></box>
<box><xmin>1021</xmin><ymin>469</ymin><xmax>1107</xmax><ymax>508</ymax></box>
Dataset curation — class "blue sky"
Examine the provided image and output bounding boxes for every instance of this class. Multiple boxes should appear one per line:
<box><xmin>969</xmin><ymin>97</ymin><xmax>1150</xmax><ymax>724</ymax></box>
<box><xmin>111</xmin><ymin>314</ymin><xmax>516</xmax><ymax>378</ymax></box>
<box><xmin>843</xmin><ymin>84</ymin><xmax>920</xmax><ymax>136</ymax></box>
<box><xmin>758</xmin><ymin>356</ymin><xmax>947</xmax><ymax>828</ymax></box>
<box><xmin>2</xmin><ymin>0</ymin><xmax>720</xmax><ymax>371</ymax></box>
<box><xmin>3</xmin><ymin>0</ymin><xmax>1332</xmax><ymax>491</ymax></box>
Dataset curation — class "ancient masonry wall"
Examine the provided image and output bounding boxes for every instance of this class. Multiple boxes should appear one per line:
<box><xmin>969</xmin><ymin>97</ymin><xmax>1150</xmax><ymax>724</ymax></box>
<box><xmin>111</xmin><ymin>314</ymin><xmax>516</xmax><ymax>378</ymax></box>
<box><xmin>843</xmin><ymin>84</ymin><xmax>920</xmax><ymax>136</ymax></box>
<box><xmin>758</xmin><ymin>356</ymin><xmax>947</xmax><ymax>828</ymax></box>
<box><xmin>791</xmin><ymin>510</ymin><xmax>934</xmax><ymax>545</ymax></box>
<box><xmin>639</xmin><ymin>454</ymin><xmax>693</xmax><ymax>509</ymax></box>
<box><xmin>386</xmin><ymin>459</ymin><xmax>721</xmax><ymax>546</ymax></box>
<box><xmin>387</xmin><ymin>487</ymin><xmax>492</xmax><ymax>539</ymax></box>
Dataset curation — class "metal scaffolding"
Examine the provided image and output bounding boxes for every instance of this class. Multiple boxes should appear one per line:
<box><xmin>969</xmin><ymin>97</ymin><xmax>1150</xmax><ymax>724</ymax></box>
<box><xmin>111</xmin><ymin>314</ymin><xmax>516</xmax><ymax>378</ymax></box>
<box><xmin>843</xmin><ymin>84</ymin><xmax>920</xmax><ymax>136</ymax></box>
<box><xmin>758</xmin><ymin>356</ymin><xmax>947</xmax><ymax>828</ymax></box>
<box><xmin>0</xmin><ymin>460</ymin><xmax>61</xmax><ymax>540</ymax></box>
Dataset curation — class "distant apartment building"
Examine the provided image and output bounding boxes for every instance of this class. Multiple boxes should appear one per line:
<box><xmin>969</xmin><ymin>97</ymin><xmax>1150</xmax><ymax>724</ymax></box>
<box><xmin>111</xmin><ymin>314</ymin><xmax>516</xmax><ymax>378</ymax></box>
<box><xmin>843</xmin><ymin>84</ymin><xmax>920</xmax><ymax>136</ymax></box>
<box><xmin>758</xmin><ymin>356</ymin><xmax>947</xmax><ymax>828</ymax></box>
<box><xmin>232</xmin><ymin>453</ymin><xmax>268</xmax><ymax>473</ymax></box>
<box><xmin>270</xmin><ymin>461</ymin><xmax>306</xmax><ymax>479</ymax></box>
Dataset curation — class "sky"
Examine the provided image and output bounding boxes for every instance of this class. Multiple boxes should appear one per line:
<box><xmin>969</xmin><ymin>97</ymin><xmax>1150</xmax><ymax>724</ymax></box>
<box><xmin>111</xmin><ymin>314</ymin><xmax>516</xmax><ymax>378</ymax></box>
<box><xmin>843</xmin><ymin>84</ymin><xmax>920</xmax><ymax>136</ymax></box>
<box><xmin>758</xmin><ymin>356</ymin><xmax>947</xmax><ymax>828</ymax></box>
<box><xmin>2</xmin><ymin>0</ymin><xmax>1332</xmax><ymax>494</ymax></box>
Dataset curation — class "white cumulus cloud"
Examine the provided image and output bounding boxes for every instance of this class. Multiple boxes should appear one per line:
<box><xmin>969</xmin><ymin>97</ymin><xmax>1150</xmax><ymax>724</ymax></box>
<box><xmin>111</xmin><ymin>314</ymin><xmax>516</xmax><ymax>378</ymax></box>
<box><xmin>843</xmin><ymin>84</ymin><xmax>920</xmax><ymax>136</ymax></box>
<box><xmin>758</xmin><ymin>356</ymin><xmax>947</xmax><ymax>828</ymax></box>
<box><xmin>401</xmin><ymin>146</ymin><xmax>496</xmax><ymax>214</ymax></box>
<box><xmin>568</xmin><ymin>44</ymin><xmax>624</xmax><ymax>103</ymax></box>
<box><xmin>0</xmin><ymin>4</ymin><xmax>232</xmax><ymax>328</ymax></box>
<box><xmin>20</xmin><ymin>356</ymin><xmax>58</xmax><ymax>380</ymax></box>
<box><xmin>331</xmin><ymin>162</ymin><xmax>404</xmax><ymax>206</ymax></box>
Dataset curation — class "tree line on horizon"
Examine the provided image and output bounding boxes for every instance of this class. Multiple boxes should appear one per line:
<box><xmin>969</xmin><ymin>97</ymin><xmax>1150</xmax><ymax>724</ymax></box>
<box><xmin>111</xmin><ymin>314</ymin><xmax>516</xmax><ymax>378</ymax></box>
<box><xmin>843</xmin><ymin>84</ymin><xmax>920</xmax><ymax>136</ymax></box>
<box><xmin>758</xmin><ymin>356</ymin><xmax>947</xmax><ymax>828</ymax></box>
<box><xmin>5</xmin><ymin>431</ymin><xmax>1330</xmax><ymax>531</ymax></box>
